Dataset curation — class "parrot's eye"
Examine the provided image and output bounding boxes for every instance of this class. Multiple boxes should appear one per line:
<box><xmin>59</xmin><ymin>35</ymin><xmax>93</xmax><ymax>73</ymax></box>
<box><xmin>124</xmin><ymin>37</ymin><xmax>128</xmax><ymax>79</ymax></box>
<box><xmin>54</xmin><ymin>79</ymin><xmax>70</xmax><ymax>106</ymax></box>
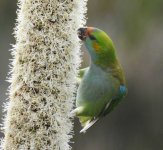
<box><xmin>89</xmin><ymin>35</ymin><xmax>96</xmax><ymax>41</ymax></box>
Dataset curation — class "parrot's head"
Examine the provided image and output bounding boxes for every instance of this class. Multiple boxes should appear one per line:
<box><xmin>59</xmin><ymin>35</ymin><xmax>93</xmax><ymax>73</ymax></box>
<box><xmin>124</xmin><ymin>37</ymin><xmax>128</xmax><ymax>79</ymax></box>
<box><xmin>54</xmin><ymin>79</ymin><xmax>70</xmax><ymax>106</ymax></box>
<box><xmin>77</xmin><ymin>27</ymin><xmax>117</xmax><ymax>66</ymax></box>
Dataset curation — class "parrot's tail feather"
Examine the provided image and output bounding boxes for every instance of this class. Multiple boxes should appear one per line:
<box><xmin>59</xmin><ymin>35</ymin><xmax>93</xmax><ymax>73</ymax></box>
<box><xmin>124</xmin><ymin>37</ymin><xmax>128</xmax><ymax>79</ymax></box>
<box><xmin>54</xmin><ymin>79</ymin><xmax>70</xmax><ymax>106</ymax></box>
<box><xmin>80</xmin><ymin>118</ymin><xmax>99</xmax><ymax>133</ymax></box>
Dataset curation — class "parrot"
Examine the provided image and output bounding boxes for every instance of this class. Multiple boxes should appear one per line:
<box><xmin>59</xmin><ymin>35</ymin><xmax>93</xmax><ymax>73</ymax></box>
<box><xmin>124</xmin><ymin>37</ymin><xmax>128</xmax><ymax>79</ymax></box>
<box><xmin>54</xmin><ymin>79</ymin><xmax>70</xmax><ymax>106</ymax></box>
<box><xmin>72</xmin><ymin>27</ymin><xmax>127</xmax><ymax>133</ymax></box>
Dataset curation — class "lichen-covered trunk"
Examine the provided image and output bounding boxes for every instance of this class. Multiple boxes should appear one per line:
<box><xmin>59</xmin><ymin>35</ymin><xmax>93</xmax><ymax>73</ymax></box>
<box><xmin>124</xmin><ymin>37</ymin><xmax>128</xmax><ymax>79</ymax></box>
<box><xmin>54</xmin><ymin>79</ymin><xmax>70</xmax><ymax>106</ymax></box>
<box><xmin>1</xmin><ymin>0</ymin><xmax>87</xmax><ymax>149</ymax></box>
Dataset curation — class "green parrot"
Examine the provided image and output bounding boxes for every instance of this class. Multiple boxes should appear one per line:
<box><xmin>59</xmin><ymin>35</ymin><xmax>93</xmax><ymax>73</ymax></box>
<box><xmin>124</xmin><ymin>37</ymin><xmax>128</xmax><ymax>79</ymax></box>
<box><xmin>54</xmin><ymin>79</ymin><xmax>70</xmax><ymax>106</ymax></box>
<box><xmin>73</xmin><ymin>27</ymin><xmax>127</xmax><ymax>133</ymax></box>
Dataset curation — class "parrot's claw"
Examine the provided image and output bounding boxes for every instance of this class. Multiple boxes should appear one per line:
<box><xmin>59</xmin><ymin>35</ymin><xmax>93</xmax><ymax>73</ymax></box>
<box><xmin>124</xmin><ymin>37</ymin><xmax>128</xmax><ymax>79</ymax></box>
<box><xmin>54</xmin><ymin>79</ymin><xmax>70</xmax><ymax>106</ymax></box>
<box><xmin>69</xmin><ymin>107</ymin><xmax>84</xmax><ymax>117</ymax></box>
<box><xmin>69</xmin><ymin>109</ymin><xmax>76</xmax><ymax>117</ymax></box>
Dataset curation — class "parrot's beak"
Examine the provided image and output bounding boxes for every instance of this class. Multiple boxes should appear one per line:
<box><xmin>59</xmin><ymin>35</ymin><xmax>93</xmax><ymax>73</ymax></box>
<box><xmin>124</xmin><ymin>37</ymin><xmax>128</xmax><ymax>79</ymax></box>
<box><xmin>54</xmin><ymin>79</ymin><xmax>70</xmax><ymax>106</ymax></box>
<box><xmin>77</xmin><ymin>28</ymin><xmax>87</xmax><ymax>41</ymax></box>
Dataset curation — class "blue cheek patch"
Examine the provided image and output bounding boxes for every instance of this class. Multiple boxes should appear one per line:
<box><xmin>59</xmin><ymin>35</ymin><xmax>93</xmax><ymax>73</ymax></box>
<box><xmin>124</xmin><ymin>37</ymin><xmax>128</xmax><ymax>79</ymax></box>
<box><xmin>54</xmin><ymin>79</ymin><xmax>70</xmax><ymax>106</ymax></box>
<box><xmin>119</xmin><ymin>85</ymin><xmax>127</xmax><ymax>95</ymax></box>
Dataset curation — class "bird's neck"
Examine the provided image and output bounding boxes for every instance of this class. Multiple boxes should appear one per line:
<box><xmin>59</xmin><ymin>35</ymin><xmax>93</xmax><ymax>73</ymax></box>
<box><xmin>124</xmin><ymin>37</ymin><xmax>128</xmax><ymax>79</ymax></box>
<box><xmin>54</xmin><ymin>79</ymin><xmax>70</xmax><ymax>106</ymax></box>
<box><xmin>91</xmin><ymin>58</ymin><xmax>118</xmax><ymax>71</ymax></box>
<box><xmin>91</xmin><ymin>51</ymin><xmax>118</xmax><ymax>69</ymax></box>
<box><xmin>95</xmin><ymin>51</ymin><xmax>117</xmax><ymax>68</ymax></box>
<box><xmin>85</xmin><ymin>45</ymin><xmax>117</xmax><ymax>69</ymax></box>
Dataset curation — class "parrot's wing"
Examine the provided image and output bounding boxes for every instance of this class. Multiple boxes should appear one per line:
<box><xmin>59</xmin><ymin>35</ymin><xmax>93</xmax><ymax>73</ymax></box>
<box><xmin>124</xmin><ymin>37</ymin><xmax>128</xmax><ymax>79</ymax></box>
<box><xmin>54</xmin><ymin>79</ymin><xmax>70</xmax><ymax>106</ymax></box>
<box><xmin>102</xmin><ymin>85</ymin><xmax>127</xmax><ymax>116</ymax></box>
<box><xmin>102</xmin><ymin>97</ymin><xmax>121</xmax><ymax>116</ymax></box>
<box><xmin>76</xmin><ymin>67</ymin><xmax>89</xmax><ymax>84</ymax></box>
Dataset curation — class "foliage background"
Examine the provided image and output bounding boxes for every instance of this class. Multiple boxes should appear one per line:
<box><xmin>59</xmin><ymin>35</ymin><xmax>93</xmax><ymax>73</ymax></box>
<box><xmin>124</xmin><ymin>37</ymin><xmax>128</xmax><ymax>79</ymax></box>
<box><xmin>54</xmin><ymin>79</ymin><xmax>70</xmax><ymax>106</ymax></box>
<box><xmin>0</xmin><ymin>0</ymin><xmax>163</xmax><ymax>150</ymax></box>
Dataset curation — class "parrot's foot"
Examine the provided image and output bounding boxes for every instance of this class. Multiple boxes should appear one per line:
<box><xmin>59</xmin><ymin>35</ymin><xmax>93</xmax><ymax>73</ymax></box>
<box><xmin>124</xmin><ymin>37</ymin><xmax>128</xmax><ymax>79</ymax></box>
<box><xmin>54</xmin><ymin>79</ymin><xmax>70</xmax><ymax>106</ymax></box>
<box><xmin>69</xmin><ymin>106</ymin><xmax>84</xmax><ymax>117</ymax></box>
<box><xmin>76</xmin><ymin>77</ymin><xmax>81</xmax><ymax>85</ymax></box>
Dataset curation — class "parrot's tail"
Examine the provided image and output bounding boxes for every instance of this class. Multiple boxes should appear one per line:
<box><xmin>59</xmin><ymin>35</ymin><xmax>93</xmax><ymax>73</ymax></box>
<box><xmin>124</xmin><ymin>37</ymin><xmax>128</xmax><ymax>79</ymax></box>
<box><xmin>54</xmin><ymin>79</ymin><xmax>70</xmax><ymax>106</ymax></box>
<box><xmin>80</xmin><ymin>118</ymin><xmax>99</xmax><ymax>133</ymax></box>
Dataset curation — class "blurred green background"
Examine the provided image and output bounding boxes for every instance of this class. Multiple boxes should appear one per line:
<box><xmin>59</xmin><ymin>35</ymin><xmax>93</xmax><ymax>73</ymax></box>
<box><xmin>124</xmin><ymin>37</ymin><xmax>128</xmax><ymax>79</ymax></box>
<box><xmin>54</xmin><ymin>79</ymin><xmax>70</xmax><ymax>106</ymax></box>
<box><xmin>0</xmin><ymin>0</ymin><xmax>163</xmax><ymax>150</ymax></box>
